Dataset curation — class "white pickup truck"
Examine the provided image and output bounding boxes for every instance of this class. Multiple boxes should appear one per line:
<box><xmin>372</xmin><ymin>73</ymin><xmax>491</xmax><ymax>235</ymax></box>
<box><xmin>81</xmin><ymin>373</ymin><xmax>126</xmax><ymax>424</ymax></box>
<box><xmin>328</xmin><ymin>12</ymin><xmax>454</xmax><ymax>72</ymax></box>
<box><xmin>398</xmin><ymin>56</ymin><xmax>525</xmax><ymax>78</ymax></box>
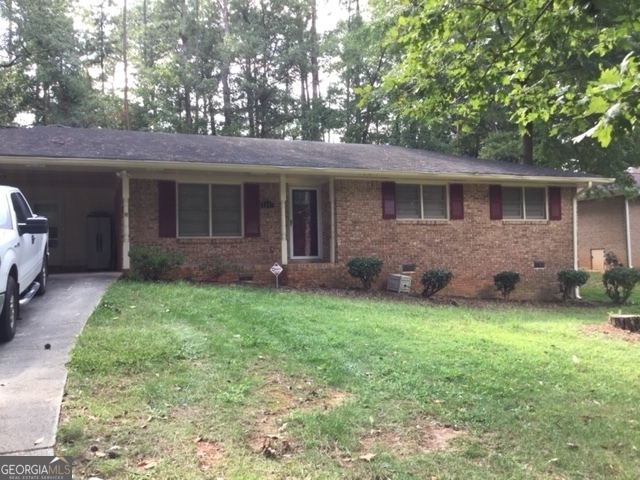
<box><xmin>0</xmin><ymin>186</ymin><xmax>48</xmax><ymax>342</ymax></box>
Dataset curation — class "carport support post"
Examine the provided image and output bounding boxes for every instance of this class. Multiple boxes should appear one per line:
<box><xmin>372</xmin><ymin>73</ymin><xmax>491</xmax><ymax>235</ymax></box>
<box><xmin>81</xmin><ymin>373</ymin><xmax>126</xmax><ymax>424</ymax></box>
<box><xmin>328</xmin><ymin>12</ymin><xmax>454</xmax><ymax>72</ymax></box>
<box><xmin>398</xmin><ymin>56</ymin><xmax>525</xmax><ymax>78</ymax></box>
<box><xmin>280</xmin><ymin>174</ymin><xmax>288</xmax><ymax>265</ymax></box>
<box><xmin>119</xmin><ymin>171</ymin><xmax>131</xmax><ymax>270</ymax></box>
<box><xmin>330</xmin><ymin>177</ymin><xmax>335</xmax><ymax>264</ymax></box>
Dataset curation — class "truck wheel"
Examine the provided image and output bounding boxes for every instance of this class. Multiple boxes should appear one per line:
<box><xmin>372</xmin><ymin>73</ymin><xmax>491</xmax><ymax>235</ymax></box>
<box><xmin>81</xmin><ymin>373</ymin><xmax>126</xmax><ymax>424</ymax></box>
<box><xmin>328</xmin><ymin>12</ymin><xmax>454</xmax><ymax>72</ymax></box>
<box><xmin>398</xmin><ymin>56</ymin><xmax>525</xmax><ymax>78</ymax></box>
<box><xmin>35</xmin><ymin>254</ymin><xmax>47</xmax><ymax>296</ymax></box>
<box><xmin>0</xmin><ymin>277</ymin><xmax>18</xmax><ymax>342</ymax></box>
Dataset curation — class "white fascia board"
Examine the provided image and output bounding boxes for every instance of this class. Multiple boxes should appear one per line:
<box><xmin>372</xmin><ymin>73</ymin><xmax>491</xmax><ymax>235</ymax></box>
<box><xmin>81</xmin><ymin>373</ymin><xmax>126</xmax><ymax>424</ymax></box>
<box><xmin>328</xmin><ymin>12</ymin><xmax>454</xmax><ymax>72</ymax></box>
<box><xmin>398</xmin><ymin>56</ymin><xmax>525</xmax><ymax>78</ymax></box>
<box><xmin>0</xmin><ymin>155</ymin><xmax>614</xmax><ymax>187</ymax></box>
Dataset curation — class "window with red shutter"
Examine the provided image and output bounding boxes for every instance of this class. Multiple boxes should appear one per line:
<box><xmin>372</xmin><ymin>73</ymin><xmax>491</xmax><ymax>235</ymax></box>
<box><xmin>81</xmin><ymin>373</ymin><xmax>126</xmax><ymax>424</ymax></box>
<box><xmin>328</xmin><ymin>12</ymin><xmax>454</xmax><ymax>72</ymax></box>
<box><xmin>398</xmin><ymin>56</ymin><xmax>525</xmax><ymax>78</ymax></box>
<box><xmin>158</xmin><ymin>180</ymin><xmax>177</xmax><ymax>238</ymax></box>
<box><xmin>244</xmin><ymin>183</ymin><xmax>260</xmax><ymax>237</ymax></box>
<box><xmin>381</xmin><ymin>182</ymin><xmax>396</xmax><ymax>219</ymax></box>
<box><xmin>449</xmin><ymin>184</ymin><xmax>464</xmax><ymax>220</ymax></box>
<box><xmin>548</xmin><ymin>187</ymin><xmax>562</xmax><ymax>221</ymax></box>
<box><xmin>489</xmin><ymin>185</ymin><xmax>503</xmax><ymax>220</ymax></box>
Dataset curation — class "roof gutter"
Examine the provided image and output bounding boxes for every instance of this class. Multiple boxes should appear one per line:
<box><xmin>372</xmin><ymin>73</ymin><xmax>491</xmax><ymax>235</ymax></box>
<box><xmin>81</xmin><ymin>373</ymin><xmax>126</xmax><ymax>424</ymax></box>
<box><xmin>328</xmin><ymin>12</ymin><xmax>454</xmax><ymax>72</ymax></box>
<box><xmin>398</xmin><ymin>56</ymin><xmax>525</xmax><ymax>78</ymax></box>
<box><xmin>574</xmin><ymin>181</ymin><xmax>594</xmax><ymax>299</ymax></box>
<box><xmin>0</xmin><ymin>156</ymin><xmax>615</xmax><ymax>187</ymax></box>
<box><xmin>625</xmin><ymin>197</ymin><xmax>633</xmax><ymax>268</ymax></box>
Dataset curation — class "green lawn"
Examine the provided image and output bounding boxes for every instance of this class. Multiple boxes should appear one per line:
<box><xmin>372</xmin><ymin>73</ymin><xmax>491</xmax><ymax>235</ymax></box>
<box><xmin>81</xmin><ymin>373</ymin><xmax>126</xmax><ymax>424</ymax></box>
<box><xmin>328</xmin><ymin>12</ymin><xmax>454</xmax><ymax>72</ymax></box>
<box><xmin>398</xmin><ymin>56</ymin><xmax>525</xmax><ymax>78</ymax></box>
<box><xmin>58</xmin><ymin>281</ymin><xmax>640</xmax><ymax>479</ymax></box>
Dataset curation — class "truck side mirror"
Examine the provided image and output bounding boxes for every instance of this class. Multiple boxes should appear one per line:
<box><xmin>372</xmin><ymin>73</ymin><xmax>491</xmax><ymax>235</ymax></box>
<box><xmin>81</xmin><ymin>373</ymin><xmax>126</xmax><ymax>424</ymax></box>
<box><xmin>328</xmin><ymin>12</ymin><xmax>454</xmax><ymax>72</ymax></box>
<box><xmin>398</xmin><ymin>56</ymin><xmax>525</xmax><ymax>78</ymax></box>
<box><xmin>19</xmin><ymin>216</ymin><xmax>48</xmax><ymax>235</ymax></box>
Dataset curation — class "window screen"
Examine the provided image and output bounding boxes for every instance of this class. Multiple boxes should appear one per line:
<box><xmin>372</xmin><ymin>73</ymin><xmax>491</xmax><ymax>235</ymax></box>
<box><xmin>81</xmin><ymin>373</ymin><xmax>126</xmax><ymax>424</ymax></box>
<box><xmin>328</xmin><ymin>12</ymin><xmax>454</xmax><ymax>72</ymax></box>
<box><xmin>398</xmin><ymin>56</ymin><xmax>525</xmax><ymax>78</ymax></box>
<box><xmin>422</xmin><ymin>185</ymin><xmax>447</xmax><ymax>219</ymax></box>
<box><xmin>178</xmin><ymin>184</ymin><xmax>209</xmax><ymax>236</ymax></box>
<box><xmin>211</xmin><ymin>185</ymin><xmax>241</xmax><ymax>236</ymax></box>
<box><xmin>396</xmin><ymin>184</ymin><xmax>421</xmax><ymax>219</ymax></box>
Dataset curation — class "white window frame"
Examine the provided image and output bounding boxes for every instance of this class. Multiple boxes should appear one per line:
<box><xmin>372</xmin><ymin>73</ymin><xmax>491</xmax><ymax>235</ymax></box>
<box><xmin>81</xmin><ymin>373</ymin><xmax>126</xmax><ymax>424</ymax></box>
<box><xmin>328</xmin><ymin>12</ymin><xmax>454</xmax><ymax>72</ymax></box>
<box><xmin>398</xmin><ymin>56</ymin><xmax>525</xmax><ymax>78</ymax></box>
<box><xmin>177</xmin><ymin>182</ymin><xmax>244</xmax><ymax>238</ymax></box>
<box><xmin>502</xmin><ymin>186</ymin><xmax>547</xmax><ymax>220</ymax></box>
<box><xmin>396</xmin><ymin>183</ymin><xmax>449</xmax><ymax>220</ymax></box>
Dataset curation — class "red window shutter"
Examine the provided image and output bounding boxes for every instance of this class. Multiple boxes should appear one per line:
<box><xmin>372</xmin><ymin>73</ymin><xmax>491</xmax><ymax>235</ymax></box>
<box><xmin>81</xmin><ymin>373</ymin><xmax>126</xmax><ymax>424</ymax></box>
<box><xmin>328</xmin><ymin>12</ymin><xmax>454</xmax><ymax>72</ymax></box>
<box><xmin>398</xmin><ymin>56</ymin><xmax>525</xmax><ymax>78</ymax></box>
<box><xmin>548</xmin><ymin>186</ymin><xmax>562</xmax><ymax>221</ymax></box>
<box><xmin>381</xmin><ymin>181</ymin><xmax>396</xmax><ymax>219</ymax></box>
<box><xmin>449</xmin><ymin>184</ymin><xmax>464</xmax><ymax>220</ymax></box>
<box><xmin>158</xmin><ymin>180</ymin><xmax>176</xmax><ymax>238</ymax></box>
<box><xmin>244</xmin><ymin>183</ymin><xmax>260</xmax><ymax>237</ymax></box>
<box><xmin>489</xmin><ymin>185</ymin><xmax>503</xmax><ymax>220</ymax></box>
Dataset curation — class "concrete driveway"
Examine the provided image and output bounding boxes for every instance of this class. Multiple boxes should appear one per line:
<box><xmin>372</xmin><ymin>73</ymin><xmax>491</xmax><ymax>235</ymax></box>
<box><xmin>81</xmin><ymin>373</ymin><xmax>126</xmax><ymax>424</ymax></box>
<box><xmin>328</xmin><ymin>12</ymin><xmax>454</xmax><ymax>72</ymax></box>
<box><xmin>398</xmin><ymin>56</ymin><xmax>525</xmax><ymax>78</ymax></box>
<box><xmin>0</xmin><ymin>272</ymin><xmax>120</xmax><ymax>456</ymax></box>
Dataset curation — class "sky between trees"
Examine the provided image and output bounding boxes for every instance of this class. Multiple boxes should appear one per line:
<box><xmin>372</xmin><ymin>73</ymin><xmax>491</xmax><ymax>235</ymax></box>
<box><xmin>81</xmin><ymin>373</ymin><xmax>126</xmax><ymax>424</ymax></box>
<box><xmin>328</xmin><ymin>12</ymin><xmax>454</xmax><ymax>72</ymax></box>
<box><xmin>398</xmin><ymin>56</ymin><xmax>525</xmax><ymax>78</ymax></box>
<box><xmin>1</xmin><ymin>0</ymin><xmax>639</xmax><ymax>185</ymax></box>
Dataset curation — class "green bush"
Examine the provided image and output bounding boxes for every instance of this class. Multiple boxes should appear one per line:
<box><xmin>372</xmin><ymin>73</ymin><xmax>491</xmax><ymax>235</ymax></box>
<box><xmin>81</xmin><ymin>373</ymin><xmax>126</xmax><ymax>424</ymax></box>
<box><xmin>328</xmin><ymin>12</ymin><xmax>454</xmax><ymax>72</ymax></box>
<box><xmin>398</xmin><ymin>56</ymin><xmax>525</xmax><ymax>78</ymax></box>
<box><xmin>128</xmin><ymin>245</ymin><xmax>184</xmax><ymax>281</ymax></box>
<box><xmin>602</xmin><ymin>267</ymin><xmax>640</xmax><ymax>304</ymax></box>
<box><xmin>199</xmin><ymin>255</ymin><xmax>239</xmax><ymax>281</ymax></box>
<box><xmin>346</xmin><ymin>257</ymin><xmax>383</xmax><ymax>290</ymax></box>
<box><xmin>494</xmin><ymin>271</ymin><xmax>520</xmax><ymax>300</ymax></box>
<box><xmin>557</xmin><ymin>269</ymin><xmax>590</xmax><ymax>301</ymax></box>
<box><xmin>421</xmin><ymin>269</ymin><xmax>453</xmax><ymax>298</ymax></box>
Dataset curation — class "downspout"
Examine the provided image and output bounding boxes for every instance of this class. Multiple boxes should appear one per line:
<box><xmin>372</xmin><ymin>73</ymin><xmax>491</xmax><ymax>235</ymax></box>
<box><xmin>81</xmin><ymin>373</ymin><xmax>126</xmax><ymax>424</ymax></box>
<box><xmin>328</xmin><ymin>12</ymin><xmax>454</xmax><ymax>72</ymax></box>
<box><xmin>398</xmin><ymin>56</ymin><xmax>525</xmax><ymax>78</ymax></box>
<box><xmin>574</xmin><ymin>181</ymin><xmax>593</xmax><ymax>299</ymax></box>
<box><xmin>329</xmin><ymin>178</ymin><xmax>335</xmax><ymax>264</ymax></box>
<box><xmin>625</xmin><ymin>198</ymin><xmax>633</xmax><ymax>267</ymax></box>
<box><xmin>117</xmin><ymin>171</ymin><xmax>130</xmax><ymax>270</ymax></box>
<box><xmin>280</xmin><ymin>174</ymin><xmax>288</xmax><ymax>265</ymax></box>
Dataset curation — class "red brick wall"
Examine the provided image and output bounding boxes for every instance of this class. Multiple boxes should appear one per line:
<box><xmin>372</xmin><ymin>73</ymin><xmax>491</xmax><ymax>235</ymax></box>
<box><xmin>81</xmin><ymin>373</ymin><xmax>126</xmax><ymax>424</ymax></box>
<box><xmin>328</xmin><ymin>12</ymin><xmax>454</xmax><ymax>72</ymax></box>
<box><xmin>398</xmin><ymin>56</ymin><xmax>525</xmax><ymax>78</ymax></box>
<box><xmin>129</xmin><ymin>179</ymin><xmax>283</xmax><ymax>281</ymax></box>
<box><xmin>128</xmin><ymin>178</ymin><xmax>575</xmax><ymax>299</ymax></box>
<box><xmin>577</xmin><ymin>197</ymin><xmax>627</xmax><ymax>270</ymax></box>
<box><xmin>332</xmin><ymin>180</ymin><xmax>574</xmax><ymax>300</ymax></box>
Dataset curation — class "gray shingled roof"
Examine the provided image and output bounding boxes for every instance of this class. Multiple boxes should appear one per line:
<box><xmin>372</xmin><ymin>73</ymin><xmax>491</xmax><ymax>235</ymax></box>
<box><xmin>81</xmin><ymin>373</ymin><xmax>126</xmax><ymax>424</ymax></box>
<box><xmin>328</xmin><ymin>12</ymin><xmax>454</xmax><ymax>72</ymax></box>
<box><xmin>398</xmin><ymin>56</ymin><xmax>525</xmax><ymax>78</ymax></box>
<box><xmin>0</xmin><ymin>126</ymin><xmax>605</xmax><ymax>180</ymax></box>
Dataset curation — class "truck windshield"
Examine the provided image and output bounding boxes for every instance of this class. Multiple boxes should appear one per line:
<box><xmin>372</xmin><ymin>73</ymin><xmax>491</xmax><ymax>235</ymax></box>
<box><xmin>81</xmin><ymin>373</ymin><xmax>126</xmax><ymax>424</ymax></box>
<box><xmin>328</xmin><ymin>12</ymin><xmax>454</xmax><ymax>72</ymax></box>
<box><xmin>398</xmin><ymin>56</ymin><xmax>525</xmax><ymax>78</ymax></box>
<box><xmin>0</xmin><ymin>196</ymin><xmax>13</xmax><ymax>230</ymax></box>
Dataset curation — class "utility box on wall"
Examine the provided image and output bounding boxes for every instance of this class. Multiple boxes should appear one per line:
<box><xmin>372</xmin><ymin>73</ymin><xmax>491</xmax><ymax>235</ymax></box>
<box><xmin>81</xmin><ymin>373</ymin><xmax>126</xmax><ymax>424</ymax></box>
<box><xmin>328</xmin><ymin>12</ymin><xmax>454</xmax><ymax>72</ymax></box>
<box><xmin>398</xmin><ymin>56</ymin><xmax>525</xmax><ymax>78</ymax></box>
<box><xmin>387</xmin><ymin>274</ymin><xmax>411</xmax><ymax>293</ymax></box>
<box><xmin>86</xmin><ymin>212</ymin><xmax>112</xmax><ymax>270</ymax></box>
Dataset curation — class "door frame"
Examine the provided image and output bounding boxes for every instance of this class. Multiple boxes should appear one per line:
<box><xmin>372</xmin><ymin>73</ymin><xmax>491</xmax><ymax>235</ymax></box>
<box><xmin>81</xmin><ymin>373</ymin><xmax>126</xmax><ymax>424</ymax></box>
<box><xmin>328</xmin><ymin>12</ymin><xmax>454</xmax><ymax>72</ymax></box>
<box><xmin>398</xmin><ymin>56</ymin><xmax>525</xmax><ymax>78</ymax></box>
<box><xmin>289</xmin><ymin>186</ymin><xmax>323</xmax><ymax>260</ymax></box>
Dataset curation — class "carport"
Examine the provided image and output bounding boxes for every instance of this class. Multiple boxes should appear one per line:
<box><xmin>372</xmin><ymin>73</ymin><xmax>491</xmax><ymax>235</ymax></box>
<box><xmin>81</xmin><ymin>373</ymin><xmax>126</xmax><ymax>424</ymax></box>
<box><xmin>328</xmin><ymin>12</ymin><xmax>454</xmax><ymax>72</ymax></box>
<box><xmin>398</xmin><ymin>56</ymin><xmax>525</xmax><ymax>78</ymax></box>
<box><xmin>0</xmin><ymin>166</ymin><xmax>121</xmax><ymax>273</ymax></box>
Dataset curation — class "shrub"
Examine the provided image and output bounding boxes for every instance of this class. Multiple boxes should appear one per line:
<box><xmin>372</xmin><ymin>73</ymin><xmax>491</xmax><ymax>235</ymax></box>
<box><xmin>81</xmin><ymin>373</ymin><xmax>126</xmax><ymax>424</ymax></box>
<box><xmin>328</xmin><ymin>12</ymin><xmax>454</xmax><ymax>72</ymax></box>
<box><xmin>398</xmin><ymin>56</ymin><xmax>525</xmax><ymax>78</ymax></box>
<box><xmin>346</xmin><ymin>257</ymin><xmax>383</xmax><ymax>290</ymax></box>
<box><xmin>494</xmin><ymin>271</ymin><xmax>520</xmax><ymax>300</ymax></box>
<box><xmin>199</xmin><ymin>255</ymin><xmax>239</xmax><ymax>282</ymax></box>
<box><xmin>421</xmin><ymin>269</ymin><xmax>453</xmax><ymax>298</ymax></box>
<box><xmin>128</xmin><ymin>245</ymin><xmax>184</xmax><ymax>281</ymax></box>
<box><xmin>557</xmin><ymin>269</ymin><xmax>590</xmax><ymax>301</ymax></box>
<box><xmin>602</xmin><ymin>267</ymin><xmax>640</xmax><ymax>304</ymax></box>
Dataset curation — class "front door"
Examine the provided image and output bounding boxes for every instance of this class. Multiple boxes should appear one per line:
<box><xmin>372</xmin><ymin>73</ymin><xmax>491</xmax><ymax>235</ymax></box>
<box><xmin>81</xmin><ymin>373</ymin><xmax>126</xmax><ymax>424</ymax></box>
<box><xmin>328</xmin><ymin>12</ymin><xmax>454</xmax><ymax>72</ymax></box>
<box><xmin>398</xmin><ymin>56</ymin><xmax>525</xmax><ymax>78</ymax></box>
<box><xmin>290</xmin><ymin>188</ymin><xmax>321</xmax><ymax>259</ymax></box>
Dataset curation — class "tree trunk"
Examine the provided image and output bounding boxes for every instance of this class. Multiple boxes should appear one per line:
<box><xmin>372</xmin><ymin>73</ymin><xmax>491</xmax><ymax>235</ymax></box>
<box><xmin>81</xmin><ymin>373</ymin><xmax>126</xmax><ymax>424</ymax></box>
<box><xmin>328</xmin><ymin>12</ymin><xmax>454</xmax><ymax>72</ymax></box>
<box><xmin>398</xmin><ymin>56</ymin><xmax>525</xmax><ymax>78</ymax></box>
<box><xmin>122</xmin><ymin>0</ymin><xmax>130</xmax><ymax>130</ymax></box>
<box><xmin>220</xmin><ymin>0</ymin><xmax>233</xmax><ymax>133</ymax></box>
<box><xmin>179</xmin><ymin>0</ymin><xmax>192</xmax><ymax>131</ymax></box>
<box><xmin>520</xmin><ymin>122</ymin><xmax>533</xmax><ymax>164</ymax></box>
<box><xmin>207</xmin><ymin>94</ymin><xmax>217</xmax><ymax>135</ymax></box>
<box><xmin>609</xmin><ymin>314</ymin><xmax>640</xmax><ymax>332</ymax></box>
<box><xmin>245</xmin><ymin>56</ymin><xmax>255</xmax><ymax>137</ymax></box>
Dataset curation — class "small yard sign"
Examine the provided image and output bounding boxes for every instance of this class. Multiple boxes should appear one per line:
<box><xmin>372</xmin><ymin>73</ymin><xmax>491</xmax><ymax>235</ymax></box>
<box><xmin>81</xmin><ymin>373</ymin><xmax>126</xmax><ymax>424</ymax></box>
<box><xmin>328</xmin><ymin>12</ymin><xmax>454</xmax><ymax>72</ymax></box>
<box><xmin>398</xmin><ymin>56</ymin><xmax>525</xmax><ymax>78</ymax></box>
<box><xmin>270</xmin><ymin>262</ymin><xmax>283</xmax><ymax>288</ymax></box>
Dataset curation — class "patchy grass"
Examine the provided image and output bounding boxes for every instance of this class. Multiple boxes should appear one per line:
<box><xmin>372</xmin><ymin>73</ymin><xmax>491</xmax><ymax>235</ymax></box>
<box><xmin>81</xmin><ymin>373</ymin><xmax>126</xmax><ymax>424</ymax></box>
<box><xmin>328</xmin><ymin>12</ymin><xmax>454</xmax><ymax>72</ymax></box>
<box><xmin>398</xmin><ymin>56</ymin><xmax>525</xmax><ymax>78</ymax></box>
<box><xmin>58</xmin><ymin>281</ymin><xmax>640</xmax><ymax>479</ymax></box>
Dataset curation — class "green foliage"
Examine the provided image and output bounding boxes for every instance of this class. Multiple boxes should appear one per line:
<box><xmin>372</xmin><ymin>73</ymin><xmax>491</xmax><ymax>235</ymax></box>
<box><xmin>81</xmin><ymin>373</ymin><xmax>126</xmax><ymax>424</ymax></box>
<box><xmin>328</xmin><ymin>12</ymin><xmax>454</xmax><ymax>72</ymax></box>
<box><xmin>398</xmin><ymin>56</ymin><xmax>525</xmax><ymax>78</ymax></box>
<box><xmin>420</xmin><ymin>268</ymin><xmax>452</xmax><ymax>298</ymax></box>
<box><xmin>557</xmin><ymin>269</ymin><xmax>590</xmax><ymax>301</ymax></box>
<box><xmin>346</xmin><ymin>257</ymin><xmax>383</xmax><ymax>290</ymax></box>
<box><xmin>574</xmin><ymin>53</ymin><xmax>640</xmax><ymax>147</ymax></box>
<box><xmin>198</xmin><ymin>255</ymin><xmax>239</xmax><ymax>282</ymax></box>
<box><xmin>494</xmin><ymin>271</ymin><xmax>520</xmax><ymax>300</ymax></box>
<box><xmin>384</xmin><ymin>0</ymin><xmax>639</xmax><ymax>172</ymax></box>
<box><xmin>602</xmin><ymin>267</ymin><xmax>640</xmax><ymax>305</ymax></box>
<box><xmin>128</xmin><ymin>245</ymin><xmax>183</xmax><ymax>281</ymax></box>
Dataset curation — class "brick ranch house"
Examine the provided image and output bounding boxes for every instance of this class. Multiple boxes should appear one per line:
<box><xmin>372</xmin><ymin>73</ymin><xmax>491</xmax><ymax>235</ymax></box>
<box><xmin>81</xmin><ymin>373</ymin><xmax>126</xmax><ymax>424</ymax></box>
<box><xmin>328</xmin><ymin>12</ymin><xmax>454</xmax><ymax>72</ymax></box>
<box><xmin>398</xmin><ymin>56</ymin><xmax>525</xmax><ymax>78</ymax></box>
<box><xmin>0</xmin><ymin>126</ymin><xmax>611</xmax><ymax>299</ymax></box>
<box><xmin>577</xmin><ymin>167</ymin><xmax>640</xmax><ymax>271</ymax></box>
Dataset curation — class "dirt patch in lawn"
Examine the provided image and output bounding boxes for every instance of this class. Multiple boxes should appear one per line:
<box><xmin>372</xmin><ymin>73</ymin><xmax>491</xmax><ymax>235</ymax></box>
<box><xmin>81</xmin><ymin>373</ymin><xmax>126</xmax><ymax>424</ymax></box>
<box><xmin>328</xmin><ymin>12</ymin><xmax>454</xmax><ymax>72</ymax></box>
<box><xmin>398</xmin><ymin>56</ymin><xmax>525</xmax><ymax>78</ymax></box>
<box><xmin>360</xmin><ymin>419</ymin><xmax>463</xmax><ymax>456</ymax></box>
<box><xmin>247</xmin><ymin>371</ymin><xmax>352</xmax><ymax>458</ymax></box>
<box><xmin>195</xmin><ymin>439</ymin><xmax>225</xmax><ymax>471</ymax></box>
<box><xmin>334</xmin><ymin>418</ymin><xmax>465</xmax><ymax>468</ymax></box>
<box><xmin>581</xmin><ymin>322</ymin><xmax>640</xmax><ymax>343</ymax></box>
<box><xmin>246</xmin><ymin>370</ymin><xmax>465</xmax><ymax>466</ymax></box>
